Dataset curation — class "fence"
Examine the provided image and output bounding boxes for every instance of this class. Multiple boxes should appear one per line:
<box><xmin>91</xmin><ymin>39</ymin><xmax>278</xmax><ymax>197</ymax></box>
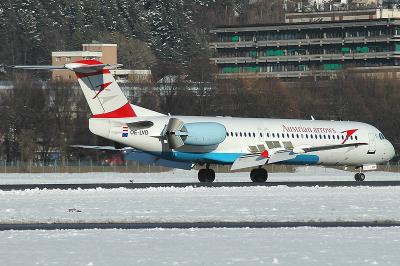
<box><xmin>0</xmin><ymin>160</ymin><xmax>399</xmax><ymax>174</ymax></box>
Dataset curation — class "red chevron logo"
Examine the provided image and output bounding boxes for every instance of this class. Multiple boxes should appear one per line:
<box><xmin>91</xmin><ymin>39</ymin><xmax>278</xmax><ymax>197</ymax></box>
<box><xmin>260</xmin><ymin>150</ymin><xmax>270</xmax><ymax>158</ymax></box>
<box><xmin>92</xmin><ymin>82</ymin><xmax>112</xmax><ymax>99</ymax></box>
<box><xmin>341</xmin><ymin>129</ymin><xmax>358</xmax><ymax>144</ymax></box>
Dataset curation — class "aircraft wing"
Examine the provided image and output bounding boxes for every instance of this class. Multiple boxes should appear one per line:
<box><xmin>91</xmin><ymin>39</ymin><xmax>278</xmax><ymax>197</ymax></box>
<box><xmin>70</xmin><ymin>145</ymin><xmax>193</xmax><ymax>170</ymax></box>
<box><xmin>70</xmin><ymin>145</ymin><xmax>133</xmax><ymax>151</ymax></box>
<box><xmin>231</xmin><ymin>142</ymin><xmax>368</xmax><ymax>170</ymax></box>
<box><xmin>230</xmin><ymin>153</ymin><xmax>268</xmax><ymax>171</ymax></box>
<box><xmin>124</xmin><ymin>150</ymin><xmax>194</xmax><ymax>170</ymax></box>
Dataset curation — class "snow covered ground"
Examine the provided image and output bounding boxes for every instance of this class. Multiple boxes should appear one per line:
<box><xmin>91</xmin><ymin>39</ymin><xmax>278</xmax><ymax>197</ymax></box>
<box><xmin>1</xmin><ymin>169</ymin><xmax>400</xmax><ymax>265</ymax></box>
<box><xmin>1</xmin><ymin>227</ymin><xmax>400</xmax><ymax>266</ymax></box>
<box><xmin>0</xmin><ymin>166</ymin><xmax>398</xmax><ymax>184</ymax></box>
<box><xmin>1</xmin><ymin>181</ymin><xmax>400</xmax><ymax>224</ymax></box>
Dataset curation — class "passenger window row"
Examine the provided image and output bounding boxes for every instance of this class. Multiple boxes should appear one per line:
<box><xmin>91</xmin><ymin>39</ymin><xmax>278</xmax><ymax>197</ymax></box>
<box><xmin>227</xmin><ymin>132</ymin><xmax>257</xmax><ymax>138</ymax></box>
<box><xmin>227</xmin><ymin>131</ymin><xmax>358</xmax><ymax>141</ymax></box>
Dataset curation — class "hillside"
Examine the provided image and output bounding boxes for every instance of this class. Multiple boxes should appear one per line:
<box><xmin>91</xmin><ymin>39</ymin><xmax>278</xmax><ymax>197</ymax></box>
<box><xmin>0</xmin><ymin>0</ymin><xmax>221</xmax><ymax>66</ymax></box>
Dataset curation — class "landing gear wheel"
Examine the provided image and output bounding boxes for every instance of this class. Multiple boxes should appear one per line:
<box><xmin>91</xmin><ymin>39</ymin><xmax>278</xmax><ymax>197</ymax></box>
<box><xmin>354</xmin><ymin>172</ymin><xmax>366</xmax><ymax>181</ymax></box>
<box><xmin>198</xmin><ymin>169</ymin><xmax>215</xmax><ymax>183</ymax></box>
<box><xmin>250</xmin><ymin>168</ymin><xmax>268</xmax><ymax>183</ymax></box>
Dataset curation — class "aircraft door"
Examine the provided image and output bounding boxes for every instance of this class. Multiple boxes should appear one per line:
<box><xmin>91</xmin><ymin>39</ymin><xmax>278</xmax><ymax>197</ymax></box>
<box><xmin>368</xmin><ymin>133</ymin><xmax>376</xmax><ymax>154</ymax></box>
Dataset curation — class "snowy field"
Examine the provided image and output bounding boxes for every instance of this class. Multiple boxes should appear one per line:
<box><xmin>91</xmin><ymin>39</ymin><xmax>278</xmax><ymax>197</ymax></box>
<box><xmin>1</xmin><ymin>227</ymin><xmax>400</xmax><ymax>266</ymax></box>
<box><xmin>1</xmin><ymin>168</ymin><xmax>400</xmax><ymax>265</ymax></box>
<box><xmin>2</xmin><ymin>185</ymin><xmax>400</xmax><ymax>223</ymax></box>
<box><xmin>0</xmin><ymin>166</ymin><xmax>399</xmax><ymax>184</ymax></box>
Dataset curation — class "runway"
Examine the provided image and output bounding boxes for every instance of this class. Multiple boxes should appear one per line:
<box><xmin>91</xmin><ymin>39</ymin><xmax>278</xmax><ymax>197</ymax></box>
<box><xmin>1</xmin><ymin>221</ymin><xmax>400</xmax><ymax>231</ymax></box>
<box><xmin>1</xmin><ymin>180</ymin><xmax>400</xmax><ymax>191</ymax></box>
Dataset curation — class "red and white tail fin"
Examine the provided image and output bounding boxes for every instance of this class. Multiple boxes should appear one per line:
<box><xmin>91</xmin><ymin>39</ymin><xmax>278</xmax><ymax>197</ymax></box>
<box><xmin>67</xmin><ymin>60</ymin><xmax>136</xmax><ymax>118</ymax></box>
<box><xmin>12</xmin><ymin>60</ymin><xmax>164</xmax><ymax>118</ymax></box>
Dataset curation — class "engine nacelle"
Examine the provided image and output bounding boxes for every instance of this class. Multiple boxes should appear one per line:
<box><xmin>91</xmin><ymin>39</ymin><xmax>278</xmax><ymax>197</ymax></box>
<box><xmin>164</xmin><ymin>118</ymin><xmax>227</xmax><ymax>149</ymax></box>
<box><xmin>181</xmin><ymin>122</ymin><xmax>227</xmax><ymax>146</ymax></box>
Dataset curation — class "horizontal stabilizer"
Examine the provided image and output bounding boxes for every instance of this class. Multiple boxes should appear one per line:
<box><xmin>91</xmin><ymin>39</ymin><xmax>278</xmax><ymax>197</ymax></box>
<box><xmin>66</xmin><ymin>63</ymin><xmax>122</xmax><ymax>72</ymax></box>
<box><xmin>12</xmin><ymin>65</ymin><xmax>66</xmax><ymax>70</ymax></box>
<box><xmin>12</xmin><ymin>63</ymin><xmax>122</xmax><ymax>71</ymax></box>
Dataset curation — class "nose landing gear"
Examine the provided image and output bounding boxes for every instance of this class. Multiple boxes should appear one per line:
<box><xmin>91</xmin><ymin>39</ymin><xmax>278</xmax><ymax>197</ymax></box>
<box><xmin>354</xmin><ymin>166</ymin><xmax>366</xmax><ymax>181</ymax></box>
<box><xmin>354</xmin><ymin>172</ymin><xmax>366</xmax><ymax>181</ymax></box>
<box><xmin>250</xmin><ymin>167</ymin><xmax>268</xmax><ymax>183</ymax></box>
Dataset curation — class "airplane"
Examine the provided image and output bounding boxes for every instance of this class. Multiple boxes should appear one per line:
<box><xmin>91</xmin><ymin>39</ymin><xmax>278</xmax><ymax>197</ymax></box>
<box><xmin>13</xmin><ymin>60</ymin><xmax>396</xmax><ymax>182</ymax></box>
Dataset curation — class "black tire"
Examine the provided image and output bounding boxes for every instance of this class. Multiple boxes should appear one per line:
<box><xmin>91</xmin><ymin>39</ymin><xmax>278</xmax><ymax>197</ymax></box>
<box><xmin>359</xmin><ymin>173</ymin><xmax>366</xmax><ymax>181</ymax></box>
<box><xmin>205</xmin><ymin>169</ymin><xmax>216</xmax><ymax>183</ymax></box>
<box><xmin>198</xmin><ymin>169</ymin><xmax>207</xmax><ymax>182</ymax></box>
<box><xmin>354</xmin><ymin>173</ymin><xmax>365</xmax><ymax>181</ymax></box>
<box><xmin>198</xmin><ymin>169</ymin><xmax>215</xmax><ymax>183</ymax></box>
<box><xmin>250</xmin><ymin>169</ymin><xmax>258</xmax><ymax>182</ymax></box>
<box><xmin>354</xmin><ymin>173</ymin><xmax>360</xmax><ymax>181</ymax></box>
<box><xmin>250</xmin><ymin>168</ymin><xmax>268</xmax><ymax>183</ymax></box>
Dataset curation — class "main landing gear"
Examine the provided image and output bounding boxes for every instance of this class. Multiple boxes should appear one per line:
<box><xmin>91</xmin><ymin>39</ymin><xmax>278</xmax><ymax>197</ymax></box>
<box><xmin>197</xmin><ymin>165</ymin><xmax>268</xmax><ymax>183</ymax></box>
<box><xmin>198</xmin><ymin>164</ymin><xmax>215</xmax><ymax>183</ymax></box>
<box><xmin>250</xmin><ymin>167</ymin><xmax>268</xmax><ymax>183</ymax></box>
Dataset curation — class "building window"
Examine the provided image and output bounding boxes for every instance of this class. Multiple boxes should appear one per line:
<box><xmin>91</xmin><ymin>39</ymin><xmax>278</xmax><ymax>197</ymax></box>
<box><xmin>65</xmin><ymin>57</ymin><xmax>71</xmax><ymax>62</ymax></box>
<box><xmin>56</xmin><ymin>57</ymin><xmax>61</xmax><ymax>62</ymax></box>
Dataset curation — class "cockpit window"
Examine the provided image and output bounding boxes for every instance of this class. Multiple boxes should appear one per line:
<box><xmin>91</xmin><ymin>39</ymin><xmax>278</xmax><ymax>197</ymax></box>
<box><xmin>379</xmin><ymin>133</ymin><xmax>385</xmax><ymax>140</ymax></box>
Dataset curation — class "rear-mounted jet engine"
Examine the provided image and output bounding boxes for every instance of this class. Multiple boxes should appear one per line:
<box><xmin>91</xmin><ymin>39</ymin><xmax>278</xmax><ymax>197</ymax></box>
<box><xmin>163</xmin><ymin>118</ymin><xmax>226</xmax><ymax>149</ymax></box>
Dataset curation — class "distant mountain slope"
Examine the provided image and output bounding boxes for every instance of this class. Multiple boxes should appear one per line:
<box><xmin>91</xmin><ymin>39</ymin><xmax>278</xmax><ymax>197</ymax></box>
<box><xmin>0</xmin><ymin>0</ymin><xmax>215</xmax><ymax>65</ymax></box>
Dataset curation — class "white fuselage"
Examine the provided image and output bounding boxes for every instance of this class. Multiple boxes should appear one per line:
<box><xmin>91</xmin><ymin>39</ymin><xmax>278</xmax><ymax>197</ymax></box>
<box><xmin>89</xmin><ymin>116</ymin><xmax>395</xmax><ymax>167</ymax></box>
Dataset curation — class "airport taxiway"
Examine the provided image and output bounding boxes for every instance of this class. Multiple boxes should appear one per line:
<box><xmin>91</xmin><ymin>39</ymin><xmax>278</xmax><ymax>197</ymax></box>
<box><xmin>1</xmin><ymin>180</ymin><xmax>400</xmax><ymax>191</ymax></box>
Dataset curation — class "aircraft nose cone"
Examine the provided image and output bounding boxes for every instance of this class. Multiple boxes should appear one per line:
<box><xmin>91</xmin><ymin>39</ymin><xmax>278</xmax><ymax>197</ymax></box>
<box><xmin>386</xmin><ymin>141</ymin><xmax>396</xmax><ymax>161</ymax></box>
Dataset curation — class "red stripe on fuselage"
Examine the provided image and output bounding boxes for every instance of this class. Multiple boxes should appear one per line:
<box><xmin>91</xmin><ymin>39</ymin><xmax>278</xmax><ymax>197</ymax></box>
<box><xmin>91</xmin><ymin>102</ymin><xmax>136</xmax><ymax>118</ymax></box>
